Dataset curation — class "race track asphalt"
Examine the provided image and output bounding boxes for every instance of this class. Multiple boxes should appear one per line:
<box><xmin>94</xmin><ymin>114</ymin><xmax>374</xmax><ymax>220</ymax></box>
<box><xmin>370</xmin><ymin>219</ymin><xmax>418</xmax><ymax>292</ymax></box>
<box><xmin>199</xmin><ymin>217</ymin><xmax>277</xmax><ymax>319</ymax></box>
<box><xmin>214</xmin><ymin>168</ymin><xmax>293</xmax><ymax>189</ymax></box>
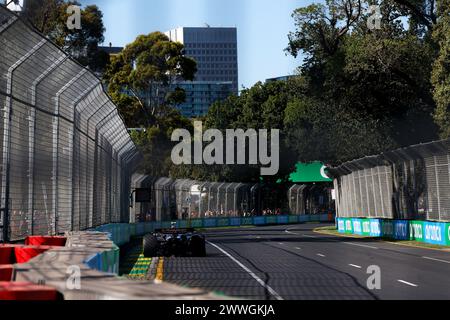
<box><xmin>161</xmin><ymin>223</ymin><xmax>450</xmax><ymax>300</ymax></box>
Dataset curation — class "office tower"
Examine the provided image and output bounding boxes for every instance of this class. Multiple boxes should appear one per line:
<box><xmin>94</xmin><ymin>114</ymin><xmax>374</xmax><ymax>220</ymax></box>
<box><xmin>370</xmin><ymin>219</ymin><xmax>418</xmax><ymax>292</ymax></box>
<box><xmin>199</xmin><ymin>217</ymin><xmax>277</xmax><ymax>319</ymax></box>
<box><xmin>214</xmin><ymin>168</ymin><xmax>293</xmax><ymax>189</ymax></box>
<box><xmin>165</xmin><ymin>26</ymin><xmax>238</xmax><ymax>117</ymax></box>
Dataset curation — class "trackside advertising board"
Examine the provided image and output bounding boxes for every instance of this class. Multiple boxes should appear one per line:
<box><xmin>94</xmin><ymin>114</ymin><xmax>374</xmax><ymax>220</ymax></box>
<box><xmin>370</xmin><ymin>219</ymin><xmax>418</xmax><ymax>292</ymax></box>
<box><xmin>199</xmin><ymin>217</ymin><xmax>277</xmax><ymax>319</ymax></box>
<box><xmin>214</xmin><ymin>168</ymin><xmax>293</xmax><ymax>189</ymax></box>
<box><xmin>95</xmin><ymin>214</ymin><xmax>336</xmax><ymax>246</ymax></box>
<box><xmin>447</xmin><ymin>223</ymin><xmax>450</xmax><ymax>246</ymax></box>
<box><xmin>337</xmin><ymin>218</ymin><xmax>381</xmax><ymax>236</ymax></box>
<box><xmin>337</xmin><ymin>218</ymin><xmax>450</xmax><ymax>246</ymax></box>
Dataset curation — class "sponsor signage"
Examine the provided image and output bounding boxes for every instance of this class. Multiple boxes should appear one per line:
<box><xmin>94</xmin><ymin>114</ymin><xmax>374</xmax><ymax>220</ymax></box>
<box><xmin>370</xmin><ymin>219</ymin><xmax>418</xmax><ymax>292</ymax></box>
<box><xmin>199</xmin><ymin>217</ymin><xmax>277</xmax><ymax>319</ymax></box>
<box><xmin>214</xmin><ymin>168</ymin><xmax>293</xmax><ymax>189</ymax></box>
<box><xmin>369</xmin><ymin>219</ymin><xmax>381</xmax><ymax>237</ymax></box>
<box><xmin>381</xmin><ymin>220</ymin><xmax>394</xmax><ymax>238</ymax></box>
<box><xmin>409</xmin><ymin>221</ymin><xmax>424</xmax><ymax>242</ymax></box>
<box><xmin>423</xmin><ymin>221</ymin><xmax>446</xmax><ymax>246</ymax></box>
<box><xmin>337</xmin><ymin>219</ymin><xmax>346</xmax><ymax>233</ymax></box>
<box><xmin>393</xmin><ymin>220</ymin><xmax>409</xmax><ymax>240</ymax></box>
<box><xmin>337</xmin><ymin>217</ymin><xmax>449</xmax><ymax>247</ymax></box>
<box><xmin>446</xmin><ymin>223</ymin><xmax>450</xmax><ymax>246</ymax></box>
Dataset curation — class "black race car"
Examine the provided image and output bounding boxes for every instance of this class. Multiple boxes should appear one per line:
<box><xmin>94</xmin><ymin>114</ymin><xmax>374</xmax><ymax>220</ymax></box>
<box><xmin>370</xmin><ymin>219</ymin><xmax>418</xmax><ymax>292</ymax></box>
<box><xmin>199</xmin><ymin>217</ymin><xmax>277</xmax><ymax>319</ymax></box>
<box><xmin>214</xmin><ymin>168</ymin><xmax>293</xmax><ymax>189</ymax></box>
<box><xmin>143</xmin><ymin>227</ymin><xmax>206</xmax><ymax>258</ymax></box>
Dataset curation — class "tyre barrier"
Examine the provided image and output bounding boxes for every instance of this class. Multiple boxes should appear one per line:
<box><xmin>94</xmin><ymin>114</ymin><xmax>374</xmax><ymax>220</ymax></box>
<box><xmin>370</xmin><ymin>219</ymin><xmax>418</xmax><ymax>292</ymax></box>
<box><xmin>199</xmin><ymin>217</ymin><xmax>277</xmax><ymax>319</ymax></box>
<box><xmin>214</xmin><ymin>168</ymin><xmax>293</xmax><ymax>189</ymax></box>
<box><xmin>0</xmin><ymin>282</ymin><xmax>62</xmax><ymax>300</ymax></box>
<box><xmin>337</xmin><ymin>217</ymin><xmax>450</xmax><ymax>246</ymax></box>
<box><xmin>10</xmin><ymin>232</ymin><xmax>223</xmax><ymax>300</ymax></box>
<box><xmin>0</xmin><ymin>238</ymin><xmax>66</xmax><ymax>300</ymax></box>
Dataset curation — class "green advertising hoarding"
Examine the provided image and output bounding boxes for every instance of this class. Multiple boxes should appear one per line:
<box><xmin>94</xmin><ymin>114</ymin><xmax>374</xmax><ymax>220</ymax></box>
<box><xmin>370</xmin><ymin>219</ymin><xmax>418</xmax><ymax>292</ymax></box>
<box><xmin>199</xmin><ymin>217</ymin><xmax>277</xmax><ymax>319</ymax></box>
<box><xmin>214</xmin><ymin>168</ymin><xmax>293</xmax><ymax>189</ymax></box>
<box><xmin>289</xmin><ymin>162</ymin><xmax>332</xmax><ymax>183</ymax></box>
<box><xmin>446</xmin><ymin>223</ymin><xmax>450</xmax><ymax>246</ymax></box>
<box><xmin>410</xmin><ymin>221</ymin><xmax>424</xmax><ymax>242</ymax></box>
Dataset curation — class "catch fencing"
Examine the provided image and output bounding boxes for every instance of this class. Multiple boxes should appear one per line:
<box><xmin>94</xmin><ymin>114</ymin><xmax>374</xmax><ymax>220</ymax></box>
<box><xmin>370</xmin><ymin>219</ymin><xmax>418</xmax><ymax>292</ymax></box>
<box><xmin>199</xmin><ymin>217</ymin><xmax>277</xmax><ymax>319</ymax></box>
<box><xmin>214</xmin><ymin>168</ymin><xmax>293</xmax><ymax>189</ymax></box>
<box><xmin>0</xmin><ymin>7</ymin><xmax>140</xmax><ymax>241</ymax></box>
<box><xmin>329</xmin><ymin>139</ymin><xmax>450</xmax><ymax>222</ymax></box>
<box><xmin>131</xmin><ymin>175</ymin><xmax>336</xmax><ymax>222</ymax></box>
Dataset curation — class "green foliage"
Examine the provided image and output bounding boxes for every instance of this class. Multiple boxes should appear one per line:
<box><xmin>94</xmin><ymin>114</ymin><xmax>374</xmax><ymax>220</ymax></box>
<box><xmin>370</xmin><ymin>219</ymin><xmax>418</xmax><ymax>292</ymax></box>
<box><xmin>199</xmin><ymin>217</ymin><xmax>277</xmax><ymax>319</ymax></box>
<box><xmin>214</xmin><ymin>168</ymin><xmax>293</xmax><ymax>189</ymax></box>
<box><xmin>23</xmin><ymin>0</ymin><xmax>108</xmax><ymax>72</ymax></box>
<box><xmin>191</xmin><ymin>80</ymin><xmax>298</xmax><ymax>183</ymax></box>
<box><xmin>284</xmin><ymin>0</ymin><xmax>439</xmax><ymax>165</ymax></box>
<box><xmin>104</xmin><ymin>32</ymin><xmax>197</xmax><ymax>127</ymax></box>
<box><xmin>432</xmin><ymin>0</ymin><xmax>450</xmax><ymax>138</ymax></box>
<box><xmin>104</xmin><ymin>32</ymin><xmax>197</xmax><ymax>176</ymax></box>
<box><xmin>131</xmin><ymin>107</ymin><xmax>193</xmax><ymax>177</ymax></box>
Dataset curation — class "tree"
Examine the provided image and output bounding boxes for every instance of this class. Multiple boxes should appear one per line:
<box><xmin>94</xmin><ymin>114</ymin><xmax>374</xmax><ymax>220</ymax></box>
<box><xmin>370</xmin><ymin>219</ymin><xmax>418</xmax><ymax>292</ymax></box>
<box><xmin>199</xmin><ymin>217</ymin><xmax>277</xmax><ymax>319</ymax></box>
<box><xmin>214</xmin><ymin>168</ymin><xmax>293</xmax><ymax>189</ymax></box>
<box><xmin>104</xmin><ymin>32</ymin><xmax>197</xmax><ymax>177</ymax></box>
<box><xmin>131</xmin><ymin>108</ymin><xmax>193</xmax><ymax>177</ymax></box>
<box><xmin>190</xmin><ymin>81</ymin><xmax>298</xmax><ymax>184</ymax></box>
<box><xmin>284</xmin><ymin>0</ymin><xmax>439</xmax><ymax>165</ymax></box>
<box><xmin>104</xmin><ymin>32</ymin><xmax>197</xmax><ymax>127</ymax></box>
<box><xmin>286</xmin><ymin>0</ymin><xmax>363</xmax><ymax>60</ymax></box>
<box><xmin>23</xmin><ymin>0</ymin><xmax>108</xmax><ymax>72</ymax></box>
<box><xmin>431</xmin><ymin>0</ymin><xmax>450</xmax><ymax>138</ymax></box>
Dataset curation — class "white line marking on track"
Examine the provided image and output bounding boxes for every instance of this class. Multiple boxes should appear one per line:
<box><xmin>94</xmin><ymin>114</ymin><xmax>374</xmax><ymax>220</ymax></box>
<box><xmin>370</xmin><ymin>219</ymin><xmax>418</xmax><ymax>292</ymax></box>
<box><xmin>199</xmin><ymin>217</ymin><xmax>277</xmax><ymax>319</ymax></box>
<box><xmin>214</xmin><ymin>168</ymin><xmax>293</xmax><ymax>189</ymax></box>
<box><xmin>285</xmin><ymin>229</ymin><xmax>319</xmax><ymax>238</ymax></box>
<box><xmin>295</xmin><ymin>247</ymin><xmax>301</xmax><ymax>250</ymax></box>
<box><xmin>207</xmin><ymin>241</ymin><xmax>284</xmax><ymax>300</ymax></box>
<box><xmin>317</xmin><ymin>254</ymin><xmax>326</xmax><ymax>257</ymax></box>
<box><xmin>343</xmin><ymin>242</ymin><xmax>378</xmax><ymax>250</ymax></box>
<box><xmin>349</xmin><ymin>264</ymin><xmax>362</xmax><ymax>269</ymax></box>
<box><xmin>398</xmin><ymin>280</ymin><xmax>418</xmax><ymax>287</ymax></box>
<box><xmin>279</xmin><ymin>243</ymin><xmax>284</xmax><ymax>245</ymax></box>
<box><xmin>422</xmin><ymin>256</ymin><xmax>450</xmax><ymax>264</ymax></box>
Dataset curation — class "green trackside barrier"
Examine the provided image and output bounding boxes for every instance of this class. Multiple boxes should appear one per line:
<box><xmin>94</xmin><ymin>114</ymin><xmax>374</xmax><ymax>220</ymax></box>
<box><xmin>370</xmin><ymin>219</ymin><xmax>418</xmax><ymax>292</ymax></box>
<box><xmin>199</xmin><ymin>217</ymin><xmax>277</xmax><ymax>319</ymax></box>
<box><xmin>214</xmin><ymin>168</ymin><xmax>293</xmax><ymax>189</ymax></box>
<box><xmin>253</xmin><ymin>216</ymin><xmax>266</xmax><ymax>225</ymax></box>
<box><xmin>102</xmin><ymin>244</ymin><xmax>120</xmax><ymax>274</ymax></box>
<box><xmin>230</xmin><ymin>217</ymin><xmax>242</xmax><ymax>226</ymax></box>
<box><xmin>277</xmin><ymin>215</ymin><xmax>289</xmax><ymax>224</ymax></box>
<box><xmin>266</xmin><ymin>216</ymin><xmax>278</xmax><ymax>224</ymax></box>
<box><xmin>190</xmin><ymin>219</ymin><xmax>203</xmax><ymax>228</ymax></box>
<box><xmin>337</xmin><ymin>217</ymin><xmax>450</xmax><ymax>246</ymax></box>
<box><xmin>144</xmin><ymin>222</ymin><xmax>153</xmax><ymax>233</ymax></box>
<box><xmin>85</xmin><ymin>243</ymin><xmax>120</xmax><ymax>275</ymax></box>
<box><xmin>161</xmin><ymin>221</ymin><xmax>172</xmax><ymax>229</ymax></box>
<box><xmin>95</xmin><ymin>214</ymin><xmax>337</xmax><ymax>246</ymax></box>
<box><xmin>217</xmin><ymin>218</ymin><xmax>230</xmax><ymax>227</ymax></box>
<box><xmin>446</xmin><ymin>223</ymin><xmax>450</xmax><ymax>246</ymax></box>
<box><xmin>410</xmin><ymin>221</ymin><xmax>425</xmax><ymax>242</ymax></box>
<box><xmin>203</xmin><ymin>218</ymin><xmax>217</xmax><ymax>228</ymax></box>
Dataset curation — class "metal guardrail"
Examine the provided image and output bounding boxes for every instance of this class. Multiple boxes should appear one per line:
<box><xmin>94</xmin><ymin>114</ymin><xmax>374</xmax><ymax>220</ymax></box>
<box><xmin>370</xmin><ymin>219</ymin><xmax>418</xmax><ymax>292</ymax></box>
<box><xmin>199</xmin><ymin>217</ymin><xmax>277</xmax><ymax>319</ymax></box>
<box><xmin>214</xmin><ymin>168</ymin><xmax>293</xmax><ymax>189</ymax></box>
<box><xmin>0</xmin><ymin>6</ymin><xmax>140</xmax><ymax>241</ymax></box>
<box><xmin>329</xmin><ymin>139</ymin><xmax>450</xmax><ymax>222</ymax></box>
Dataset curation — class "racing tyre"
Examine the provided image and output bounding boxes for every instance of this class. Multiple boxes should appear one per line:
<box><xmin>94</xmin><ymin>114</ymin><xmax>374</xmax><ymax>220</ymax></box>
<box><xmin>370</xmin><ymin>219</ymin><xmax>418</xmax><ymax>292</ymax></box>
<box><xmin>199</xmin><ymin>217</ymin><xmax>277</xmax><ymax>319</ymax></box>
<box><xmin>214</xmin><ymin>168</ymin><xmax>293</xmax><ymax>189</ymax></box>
<box><xmin>189</xmin><ymin>235</ymin><xmax>206</xmax><ymax>257</ymax></box>
<box><xmin>143</xmin><ymin>234</ymin><xmax>159</xmax><ymax>257</ymax></box>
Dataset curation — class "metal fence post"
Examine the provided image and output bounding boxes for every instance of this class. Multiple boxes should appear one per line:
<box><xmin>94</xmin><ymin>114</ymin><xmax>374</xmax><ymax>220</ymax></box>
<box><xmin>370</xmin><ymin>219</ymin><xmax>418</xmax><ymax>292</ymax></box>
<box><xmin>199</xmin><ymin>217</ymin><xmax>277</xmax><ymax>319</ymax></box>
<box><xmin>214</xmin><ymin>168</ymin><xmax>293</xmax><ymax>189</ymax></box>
<box><xmin>86</xmin><ymin>100</ymin><xmax>109</xmax><ymax>228</ymax></box>
<box><xmin>54</xmin><ymin>69</ymin><xmax>88</xmax><ymax>235</ymax></box>
<box><xmin>70</xmin><ymin>83</ymin><xmax>99</xmax><ymax>231</ymax></box>
<box><xmin>0</xmin><ymin>38</ymin><xmax>45</xmax><ymax>241</ymax></box>
<box><xmin>94</xmin><ymin>110</ymin><xmax>116</xmax><ymax>225</ymax></box>
<box><xmin>0</xmin><ymin>15</ymin><xmax>17</xmax><ymax>242</ymax></box>
<box><xmin>31</xmin><ymin>55</ymin><xmax>67</xmax><ymax>236</ymax></box>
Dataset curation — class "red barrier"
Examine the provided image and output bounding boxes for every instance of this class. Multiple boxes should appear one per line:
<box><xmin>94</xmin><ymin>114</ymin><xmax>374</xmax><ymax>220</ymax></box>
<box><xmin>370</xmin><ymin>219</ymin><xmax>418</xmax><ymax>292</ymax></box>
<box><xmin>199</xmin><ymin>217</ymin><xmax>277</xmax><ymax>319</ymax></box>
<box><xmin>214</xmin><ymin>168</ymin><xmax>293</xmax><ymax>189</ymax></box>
<box><xmin>0</xmin><ymin>246</ymin><xmax>14</xmax><ymax>265</ymax></box>
<box><xmin>0</xmin><ymin>282</ymin><xmax>61</xmax><ymax>300</ymax></box>
<box><xmin>25</xmin><ymin>236</ymin><xmax>66</xmax><ymax>247</ymax></box>
<box><xmin>14</xmin><ymin>246</ymin><xmax>52</xmax><ymax>264</ymax></box>
<box><xmin>0</xmin><ymin>266</ymin><xmax>13</xmax><ymax>281</ymax></box>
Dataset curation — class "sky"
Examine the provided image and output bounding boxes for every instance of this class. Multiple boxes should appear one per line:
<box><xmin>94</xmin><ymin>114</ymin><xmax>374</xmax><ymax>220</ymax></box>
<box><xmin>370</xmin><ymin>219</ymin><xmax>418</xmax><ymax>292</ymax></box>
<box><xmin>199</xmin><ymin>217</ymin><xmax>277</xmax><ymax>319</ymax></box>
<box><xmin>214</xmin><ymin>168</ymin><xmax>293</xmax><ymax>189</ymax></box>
<box><xmin>79</xmin><ymin>0</ymin><xmax>313</xmax><ymax>89</ymax></box>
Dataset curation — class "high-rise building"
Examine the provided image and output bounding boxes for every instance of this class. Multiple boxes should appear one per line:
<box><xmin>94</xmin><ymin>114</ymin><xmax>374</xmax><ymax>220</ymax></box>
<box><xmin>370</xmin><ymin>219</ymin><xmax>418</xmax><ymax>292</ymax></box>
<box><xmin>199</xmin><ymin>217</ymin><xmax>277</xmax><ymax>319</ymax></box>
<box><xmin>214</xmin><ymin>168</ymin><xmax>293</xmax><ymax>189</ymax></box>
<box><xmin>165</xmin><ymin>26</ymin><xmax>238</xmax><ymax>117</ymax></box>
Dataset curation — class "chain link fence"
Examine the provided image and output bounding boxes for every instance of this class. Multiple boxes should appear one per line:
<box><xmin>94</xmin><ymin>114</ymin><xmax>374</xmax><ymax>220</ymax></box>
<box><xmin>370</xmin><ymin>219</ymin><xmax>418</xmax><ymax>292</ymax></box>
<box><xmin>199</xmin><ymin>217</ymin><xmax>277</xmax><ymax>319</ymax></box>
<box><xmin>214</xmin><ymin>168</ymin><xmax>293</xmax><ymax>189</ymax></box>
<box><xmin>131</xmin><ymin>176</ymin><xmax>258</xmax><ymax>222</ymax></box>
<box><xmin>0</xmin><ymin>7</ymin><xmax>140</xmax><ymax>241</ymax></box>
<box><xmin>329</xmin><ymin>139</ymin><xmax>450</xmax><ymax>222</ymax></box>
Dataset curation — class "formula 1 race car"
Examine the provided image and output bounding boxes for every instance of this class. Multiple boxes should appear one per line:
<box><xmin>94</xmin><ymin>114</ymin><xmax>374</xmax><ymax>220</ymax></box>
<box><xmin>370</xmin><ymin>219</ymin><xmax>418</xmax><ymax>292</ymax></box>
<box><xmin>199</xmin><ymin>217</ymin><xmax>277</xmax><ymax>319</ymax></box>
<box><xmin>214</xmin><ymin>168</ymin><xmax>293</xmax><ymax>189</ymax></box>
<box><xmin>142</xmin><ymin>228</ymin><xmax>207</xmax><ymax>258</ymax></box>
